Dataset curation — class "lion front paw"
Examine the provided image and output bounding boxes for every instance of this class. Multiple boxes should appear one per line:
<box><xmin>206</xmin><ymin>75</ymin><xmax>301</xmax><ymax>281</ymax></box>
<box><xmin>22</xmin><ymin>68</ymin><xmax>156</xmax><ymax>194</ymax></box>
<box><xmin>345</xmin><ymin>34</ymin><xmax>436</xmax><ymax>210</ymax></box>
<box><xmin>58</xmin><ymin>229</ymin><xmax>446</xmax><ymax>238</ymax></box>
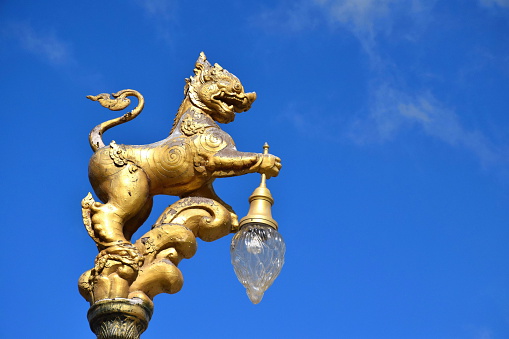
<box><xmin>259</xmin><ymin>154</ymin><xmax>282</xmax><ymax>179</ymax></box>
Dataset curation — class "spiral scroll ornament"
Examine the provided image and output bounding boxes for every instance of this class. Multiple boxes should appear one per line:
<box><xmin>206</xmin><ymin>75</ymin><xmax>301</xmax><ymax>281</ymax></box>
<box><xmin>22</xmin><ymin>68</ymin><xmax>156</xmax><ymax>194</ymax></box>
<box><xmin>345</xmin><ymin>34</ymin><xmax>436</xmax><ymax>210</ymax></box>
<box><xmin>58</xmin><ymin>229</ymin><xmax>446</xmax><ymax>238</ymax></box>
<box><xmin>196</xmin><ymin>132</ymin><xmax>227</xmax><ymax>153</ymax></box>
<box><xmin>149</xmin><ymin>142</ymin><xmax>192</xmax><ymax>179</ymax></box>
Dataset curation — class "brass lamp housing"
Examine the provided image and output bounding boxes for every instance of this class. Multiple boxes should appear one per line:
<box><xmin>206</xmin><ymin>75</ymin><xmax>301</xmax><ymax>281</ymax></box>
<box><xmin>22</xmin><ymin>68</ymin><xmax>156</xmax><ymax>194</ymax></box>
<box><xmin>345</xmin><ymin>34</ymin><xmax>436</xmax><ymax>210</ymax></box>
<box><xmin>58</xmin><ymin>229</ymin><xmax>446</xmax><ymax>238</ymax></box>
<box><xmin>239</xmin><ymin>143</ymin><xmax>278</xmax><ymax>230</ymax></box>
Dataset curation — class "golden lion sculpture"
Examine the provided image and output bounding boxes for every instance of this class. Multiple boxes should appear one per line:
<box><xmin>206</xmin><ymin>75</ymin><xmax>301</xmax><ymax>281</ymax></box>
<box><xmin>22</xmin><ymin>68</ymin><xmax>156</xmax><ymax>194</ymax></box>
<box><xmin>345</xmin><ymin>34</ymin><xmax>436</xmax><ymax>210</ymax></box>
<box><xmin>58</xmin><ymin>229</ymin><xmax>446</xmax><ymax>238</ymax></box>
<box><xmin>79</xmin><ymin>52</ymin><xmax>281</xmax><ymax>306</ymax></box>
<box><xmin>85</xmin><ymin>52</ymin><xmax>280</xmax><ymax>248</ymax></box>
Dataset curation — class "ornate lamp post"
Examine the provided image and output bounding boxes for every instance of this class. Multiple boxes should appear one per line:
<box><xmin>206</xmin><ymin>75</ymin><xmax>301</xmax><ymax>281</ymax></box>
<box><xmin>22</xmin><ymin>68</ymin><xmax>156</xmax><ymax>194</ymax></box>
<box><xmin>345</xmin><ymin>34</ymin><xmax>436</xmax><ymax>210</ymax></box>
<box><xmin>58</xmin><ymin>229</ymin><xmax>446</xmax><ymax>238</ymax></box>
<box><xmin>78</xmin><ymin>53</ymin><xmax>285</xmax><ymax>338</ymax></box>
<box><xmin>231</xmin><ymin>143</ymin><xmax>286</xmax><ymax>304</ymax></box>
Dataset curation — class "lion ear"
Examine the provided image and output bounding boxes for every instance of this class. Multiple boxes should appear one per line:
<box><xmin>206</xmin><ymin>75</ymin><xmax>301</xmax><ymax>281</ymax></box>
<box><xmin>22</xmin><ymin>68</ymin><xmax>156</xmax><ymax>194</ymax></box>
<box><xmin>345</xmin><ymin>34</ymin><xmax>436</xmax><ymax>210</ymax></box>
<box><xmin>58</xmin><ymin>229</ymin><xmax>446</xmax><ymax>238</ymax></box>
<box><xmin>194</xmin><ymin>52</ymin><xmax>208</xmax><ymax>75</ymax></box>
<box><xmin>198</xmin><ymin>51</ymin><xmax>207</xmax><ymax>62</ymax></box>
<box><xmin>184</xmin><ymin>78</ymin><xmax>191</xmax><ymax>95</ymax></box>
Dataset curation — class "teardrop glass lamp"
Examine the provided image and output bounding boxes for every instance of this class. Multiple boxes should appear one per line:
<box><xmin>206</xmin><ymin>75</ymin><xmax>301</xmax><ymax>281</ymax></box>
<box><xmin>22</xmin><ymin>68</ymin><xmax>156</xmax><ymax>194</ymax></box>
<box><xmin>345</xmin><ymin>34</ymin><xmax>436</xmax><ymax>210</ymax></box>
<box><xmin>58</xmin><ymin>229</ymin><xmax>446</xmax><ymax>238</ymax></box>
<box><xmin>230</xmin><ymin>143</ymin><xmax>286</xmax><ymax>304</ymax></box>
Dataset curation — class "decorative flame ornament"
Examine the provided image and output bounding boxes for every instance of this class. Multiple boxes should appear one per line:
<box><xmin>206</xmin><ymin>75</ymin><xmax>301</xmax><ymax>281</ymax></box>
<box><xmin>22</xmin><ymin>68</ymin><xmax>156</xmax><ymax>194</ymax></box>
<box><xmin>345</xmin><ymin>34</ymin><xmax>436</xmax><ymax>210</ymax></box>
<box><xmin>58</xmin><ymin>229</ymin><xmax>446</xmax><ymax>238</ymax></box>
<box><xmin>231</xmin><ymin>143</ymin><xmax>286</xmax><ymax>304</ymax></box>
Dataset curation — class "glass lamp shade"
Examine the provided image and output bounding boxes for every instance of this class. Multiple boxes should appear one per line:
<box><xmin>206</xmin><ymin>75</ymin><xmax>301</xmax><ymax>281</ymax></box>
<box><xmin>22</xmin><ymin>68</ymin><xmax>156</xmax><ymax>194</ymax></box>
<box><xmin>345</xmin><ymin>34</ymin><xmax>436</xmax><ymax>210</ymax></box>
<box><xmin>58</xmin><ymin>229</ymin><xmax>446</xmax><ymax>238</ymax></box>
<box><xmin>230</xmin><ymin>223</ymin><xmax>286</xmax><ymax>304</ymax></box>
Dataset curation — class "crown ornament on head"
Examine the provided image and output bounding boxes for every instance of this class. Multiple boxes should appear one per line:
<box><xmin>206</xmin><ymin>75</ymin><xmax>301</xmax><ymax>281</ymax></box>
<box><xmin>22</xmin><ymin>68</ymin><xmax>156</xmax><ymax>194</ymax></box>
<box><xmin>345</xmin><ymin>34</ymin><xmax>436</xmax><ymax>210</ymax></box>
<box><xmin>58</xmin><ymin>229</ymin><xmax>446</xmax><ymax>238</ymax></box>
<box><xmin>184</xmin><ymin>52</ymin><xmax>235</xmax><ymax>94</ymax></box>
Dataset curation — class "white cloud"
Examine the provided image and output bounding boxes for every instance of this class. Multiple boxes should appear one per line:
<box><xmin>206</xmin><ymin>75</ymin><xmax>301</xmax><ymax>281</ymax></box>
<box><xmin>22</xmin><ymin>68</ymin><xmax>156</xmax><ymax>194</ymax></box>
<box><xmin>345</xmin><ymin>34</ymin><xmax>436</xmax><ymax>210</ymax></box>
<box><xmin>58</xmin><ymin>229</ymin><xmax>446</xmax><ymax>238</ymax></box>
<box><xmin>135</xmin><ymin>0</ymin><xmax>176</xmax><ymax>20</ymax></box>
<box><xmin>277</xmin><ymin>101</ymin><xmax>347</xmax><ymax>143</ymax></box>
<box><xmin>254</xmin><ymin>0</ymin><xmax>507</xmax><ymax>168</ymax></box>
<box><xmin>320</xmin><ymin>0</ymin><xmax>437</xmax><ymax>59</ymax></box>
<box><xmin>255</xmin><ymin>1</ymin><xmax>321</xmax><ymax>32</ymax></box>
<box><xmin>134</xmin><ymin>0</ymin><xmax>178</xmax><ymax>44</ymax></box>
<box><xmin>479</xmin><ymin>0</ymin><xmax>509</xmax><ymax>8</ymax></box>
<box><xmin>349</xmin><ymin>83</ymin><xmax>501</xmax><ymax>166</ymax></box>
<box><xmin>4</xmin><ymin>21</ymin><xmax>71</xmax><ymax>65</ymax></box>
<box><xmin>318</xmin><ymin>0</ymin><xmax>394</xmax><ymax>49</ymax></box>
<box><xmin>255</xmin><ymin>0</ymin><xmax>434</xmax><ymax>53</ymax></box>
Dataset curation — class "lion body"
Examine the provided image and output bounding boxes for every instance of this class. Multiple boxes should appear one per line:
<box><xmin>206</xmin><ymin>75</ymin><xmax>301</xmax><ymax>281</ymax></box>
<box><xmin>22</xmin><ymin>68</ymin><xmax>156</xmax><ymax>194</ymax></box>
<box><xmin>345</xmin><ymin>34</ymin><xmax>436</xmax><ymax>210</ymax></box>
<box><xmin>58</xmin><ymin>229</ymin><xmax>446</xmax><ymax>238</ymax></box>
<box><xmin>85</xmin><ymin>54</ymin><xmax>281</xmax><ymax>248</ymax></box>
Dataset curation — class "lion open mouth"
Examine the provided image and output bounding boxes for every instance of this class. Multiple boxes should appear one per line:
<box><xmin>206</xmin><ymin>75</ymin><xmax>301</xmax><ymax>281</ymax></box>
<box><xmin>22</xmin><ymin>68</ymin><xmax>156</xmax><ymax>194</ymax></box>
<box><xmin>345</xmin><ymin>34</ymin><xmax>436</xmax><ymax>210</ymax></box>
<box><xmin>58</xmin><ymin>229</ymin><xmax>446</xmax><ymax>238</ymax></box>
<box><xmin>215</xmin><ymin>91</ymin><xmax>249</xmax><ymax>112</ymax></box>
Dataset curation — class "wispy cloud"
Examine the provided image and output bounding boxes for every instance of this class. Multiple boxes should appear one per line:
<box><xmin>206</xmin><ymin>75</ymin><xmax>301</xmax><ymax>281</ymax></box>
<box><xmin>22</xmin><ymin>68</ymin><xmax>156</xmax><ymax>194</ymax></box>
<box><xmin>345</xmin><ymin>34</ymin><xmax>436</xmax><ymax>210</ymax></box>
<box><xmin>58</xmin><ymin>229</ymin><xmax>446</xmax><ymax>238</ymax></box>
<box><xmin>277</xmin><ymin>101</ymin><xmax>347</xmax><ymax>143</ymax></box>
<box><xmin>477</xmin><ymin>328</ymin><xmax>493</xmax><ymax>339</ymax></box>
<box><xmin>349</xmin><ymin>83</ymin><xmax>501</xmax><ymax>167</ymax></box>
<box><xmin>135</xmin><ymin>0</ymin><xmax>176</xmax><ymax>20</ymax></box>
<box><xmin>255</xmin><ymin>0</ymin><xmax>434</xmax><ymax>55</ymax></box>
<box><xmin>1</xmin><ymin>20</ymin><xmax>109</xmax><ymax>90</ymax></box>
<box><xmin>133</xmin><ymin>0</ymin><xmax>178</xmax><ymax>44</ymax></box>
<box><xmin>479</xmin><ymin>0</ymin><xmax>509</xmax><ymax>8</ymax></box>
<box><xmin>318</xmin><ymin>0</ymin><xmax>432</xmax><ymax>52</ymax></box>
<box><xmin>254</xmin><ymin>1</ymin><xmax>322</xmax><ymax>32</ymax></box>
<box><xmin>253</xmin><ymin>0</ymin><xmax>507</xmax><ymax>169</ymax></box>
<box><xmin>3</xmin><ymin>21</ymin><xmax>72</xmax><ymax>65</ymax></box>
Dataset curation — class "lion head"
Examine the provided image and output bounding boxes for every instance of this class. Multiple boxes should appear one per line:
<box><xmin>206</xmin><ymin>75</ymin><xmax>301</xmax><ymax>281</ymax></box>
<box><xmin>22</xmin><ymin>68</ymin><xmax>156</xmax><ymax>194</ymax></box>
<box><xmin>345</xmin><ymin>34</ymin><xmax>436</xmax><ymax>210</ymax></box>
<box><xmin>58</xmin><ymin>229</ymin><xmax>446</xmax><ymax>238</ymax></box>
<box><xmin>185</xmin><ymin>52</ymin><xmax>256</xmax><ymax>124</ymax></box>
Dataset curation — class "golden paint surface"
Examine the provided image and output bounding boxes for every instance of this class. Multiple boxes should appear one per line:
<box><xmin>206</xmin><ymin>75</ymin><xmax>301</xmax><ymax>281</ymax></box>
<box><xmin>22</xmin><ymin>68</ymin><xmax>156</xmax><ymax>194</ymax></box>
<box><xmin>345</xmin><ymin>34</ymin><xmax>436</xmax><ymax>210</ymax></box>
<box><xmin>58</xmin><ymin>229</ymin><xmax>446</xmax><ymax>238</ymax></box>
<box><xmin>79</xmin><ymin>53</ymin><xmax>282</xmax><ymax>309</ymax></box>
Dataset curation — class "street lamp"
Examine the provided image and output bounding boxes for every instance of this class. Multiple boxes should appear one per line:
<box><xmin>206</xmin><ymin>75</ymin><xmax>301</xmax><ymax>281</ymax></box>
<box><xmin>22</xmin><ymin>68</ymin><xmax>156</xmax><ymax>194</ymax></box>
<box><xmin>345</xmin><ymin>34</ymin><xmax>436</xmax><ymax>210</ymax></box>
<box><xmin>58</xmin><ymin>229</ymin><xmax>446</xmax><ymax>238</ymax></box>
<box><xmin>231</xmin><ymin>143</ymin><xmax>286</xmax><ymax>304</ymax></box>
<box><xmin>78</xmin><ymin>53</ymin><xmax>284</xmax><ymax>338</ymax></box>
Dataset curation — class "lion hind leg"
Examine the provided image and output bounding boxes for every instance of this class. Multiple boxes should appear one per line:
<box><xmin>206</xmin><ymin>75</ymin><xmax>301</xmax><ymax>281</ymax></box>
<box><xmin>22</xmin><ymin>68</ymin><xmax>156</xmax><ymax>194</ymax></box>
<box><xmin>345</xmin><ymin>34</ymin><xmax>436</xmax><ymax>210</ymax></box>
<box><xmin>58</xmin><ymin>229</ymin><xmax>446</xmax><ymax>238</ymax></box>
<box><xmin>91</xmin><ymin>164</ymin><xmax>151</xmax><ymax>247</ymax></box>
<box><xmin>123</xmin><ymin>197</ymin><xmax>153</xmax><ymax>241</ymax></box>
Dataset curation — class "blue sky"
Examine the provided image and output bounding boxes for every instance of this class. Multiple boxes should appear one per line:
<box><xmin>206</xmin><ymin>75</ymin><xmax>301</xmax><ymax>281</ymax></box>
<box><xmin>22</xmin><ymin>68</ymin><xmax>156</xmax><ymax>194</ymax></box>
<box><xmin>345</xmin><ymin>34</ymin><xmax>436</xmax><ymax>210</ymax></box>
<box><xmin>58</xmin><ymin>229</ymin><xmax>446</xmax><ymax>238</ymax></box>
<box><xmin>1</xmin><ymin>1</ymin><xmax>509</xmax><ymax>338</ymax></box>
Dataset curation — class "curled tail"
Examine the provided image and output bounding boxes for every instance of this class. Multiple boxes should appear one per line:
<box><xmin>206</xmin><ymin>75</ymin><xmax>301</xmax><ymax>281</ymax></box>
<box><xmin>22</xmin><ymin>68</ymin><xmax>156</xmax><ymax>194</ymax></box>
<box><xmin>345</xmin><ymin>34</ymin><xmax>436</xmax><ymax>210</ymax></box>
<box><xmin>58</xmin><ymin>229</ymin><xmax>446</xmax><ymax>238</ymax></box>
<box><xmin>87</xmin><ymin>89</ymin><xmax>145</xmax><ymax>152</ymax></box>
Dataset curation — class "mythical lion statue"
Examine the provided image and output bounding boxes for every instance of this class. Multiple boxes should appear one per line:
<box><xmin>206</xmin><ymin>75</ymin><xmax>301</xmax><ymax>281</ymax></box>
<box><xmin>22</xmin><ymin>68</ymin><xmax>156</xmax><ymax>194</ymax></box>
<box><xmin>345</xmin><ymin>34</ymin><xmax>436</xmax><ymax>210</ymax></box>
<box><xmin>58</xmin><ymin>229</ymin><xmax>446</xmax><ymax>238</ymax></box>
<box><xmin>84</xmin><ymin>52</ymin><xmax>281</xmax><ymax>251</ymax></box>
<box><xmin>79</xmin><ymin>53</ymin><xmax>282</xmax><ymax>333</ymax></box>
